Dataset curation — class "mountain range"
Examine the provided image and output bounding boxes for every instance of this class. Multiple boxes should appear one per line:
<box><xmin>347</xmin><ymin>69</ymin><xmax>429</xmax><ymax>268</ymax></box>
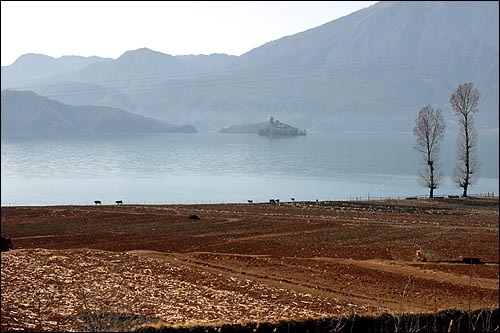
<box><xmin>2</xmin><ymin>1</ymin><xmax>498</xmax><ymax>133</ymax></box>
<box><xmin>1</xmin><ymin>90</ymin><xmax>196</xmax><ymax>135</ymax></box>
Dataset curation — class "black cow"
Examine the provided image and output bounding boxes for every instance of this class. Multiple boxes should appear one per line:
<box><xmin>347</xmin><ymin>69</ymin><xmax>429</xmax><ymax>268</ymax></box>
<box><xmin>1</xmin><ymin>235</ymin><xmax>12</xmax><ymax>251</ymax></box>
<box><xmin>94</xmin><ymin>200</ymin><xmax>102</xmax><ymax>205</ymax></box>
<box><xmin>115</xmin><ymin>200</ymin><xmax>123</xmax><ymax>205</ymax></box>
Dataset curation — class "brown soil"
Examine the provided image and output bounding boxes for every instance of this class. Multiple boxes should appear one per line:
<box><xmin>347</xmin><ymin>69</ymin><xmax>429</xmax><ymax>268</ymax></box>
<box><xmin>1</xmin><ymin>197</ymin><xmax>499</xmax><ymax>331</ymax></box>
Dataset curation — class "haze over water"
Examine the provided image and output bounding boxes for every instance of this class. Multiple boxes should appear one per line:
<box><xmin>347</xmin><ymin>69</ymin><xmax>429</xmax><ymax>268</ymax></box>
<box><xmin>1</xmin><ymin>132</ymin><xmax>498</xmax><ymax>206</ymax></box>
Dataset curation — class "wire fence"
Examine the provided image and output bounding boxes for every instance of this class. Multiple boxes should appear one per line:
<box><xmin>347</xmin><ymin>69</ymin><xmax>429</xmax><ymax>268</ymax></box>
<box><xmin>343</xmin><ymin>192</ymin><xmax>496</xmax><ymax>202</ymax></box>
<box><xmin>1</xmin><ymin>192</ymin><xmax>497</xmax><ymax>207</ymax></box>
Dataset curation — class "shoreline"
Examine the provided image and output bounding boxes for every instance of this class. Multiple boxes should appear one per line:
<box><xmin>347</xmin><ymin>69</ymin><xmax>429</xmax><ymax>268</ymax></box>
<box><xmin>2</xmin><ymin>193</ymin><xmax>498</xmax><ymax>208</ymax></box>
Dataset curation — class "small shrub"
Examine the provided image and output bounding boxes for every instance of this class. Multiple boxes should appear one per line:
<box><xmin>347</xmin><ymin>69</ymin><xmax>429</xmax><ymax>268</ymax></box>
<box><xmin>419</xmin><ymin>251</ymin><xmax>433</xmax><ymax>262</ymax></box>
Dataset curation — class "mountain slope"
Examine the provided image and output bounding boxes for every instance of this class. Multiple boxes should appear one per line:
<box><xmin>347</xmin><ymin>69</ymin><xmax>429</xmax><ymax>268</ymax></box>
<box><xmin>1</xmin><ymin>54</ymin><xmax>112</xmax><ymax>88</ymax></box>
<box><xmin>1</xmin><ymin>1</ymin><xmax>498</xmax><ymax>132</ymax></box>
<box><xmin>1</xmin><ymin>90</ymin><xmax>196</xmax><ymax>135</ymax></box>
<box><xmin>229</xmin><ymin>1</ymin><xmax>498</xmax><ymax>131</ymax></box>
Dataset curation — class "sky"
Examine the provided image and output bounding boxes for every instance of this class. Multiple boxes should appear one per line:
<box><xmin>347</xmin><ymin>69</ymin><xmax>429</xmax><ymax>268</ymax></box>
<box><xmin>1</xmin><ymin>1</ymin><xmax>378</xmax><ymax>66</ymax></box>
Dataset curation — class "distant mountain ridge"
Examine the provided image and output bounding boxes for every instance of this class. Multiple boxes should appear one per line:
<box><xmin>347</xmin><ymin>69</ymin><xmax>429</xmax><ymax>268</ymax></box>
<box><xmin>1</xmin><ymin>1</ymin><xmax>498</xmax><ymax>133</ymax></box>
<box><xmin>1</xmin><ymin>90</ymin><xmax>196</xmax><ymax>135</ymax></box>
<box><xmin>1</xmin><ymin>54</ymin><xmax>112</xmax><ymax>88</ymax></box>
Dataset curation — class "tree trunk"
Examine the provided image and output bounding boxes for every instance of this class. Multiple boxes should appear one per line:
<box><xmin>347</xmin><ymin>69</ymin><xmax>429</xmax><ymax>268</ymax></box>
<box><xmin>430</xmin><ymin>188</ymin><xmax>434</xmax><ymax>198</ymax></box>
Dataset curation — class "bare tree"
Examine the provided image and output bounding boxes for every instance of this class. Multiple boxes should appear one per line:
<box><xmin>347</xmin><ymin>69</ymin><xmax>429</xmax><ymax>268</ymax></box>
<box><xmin>450</xmin><ymin>82</ymin><xmax>480</xmax><ymax>197</ymax></box>
<box><xmin>413</xmin><ymin>105</ymin><xmax>446</xmax><ymax>198</ymax></box>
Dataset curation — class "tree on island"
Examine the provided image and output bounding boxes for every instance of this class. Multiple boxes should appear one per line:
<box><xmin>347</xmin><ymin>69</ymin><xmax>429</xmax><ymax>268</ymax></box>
<box><xmin>258</xmin><ymin>116</ymin><xmax>306</xmax><ymax>137</ymax></box>
<box><xmin>450</xmin><ymin>82</ymin><xmax>480</xmax><ymax>197</ymax></box>
<box><xmin>413</xmin><ymin>105</ymin><xmax>446</xmax><ymax>198</ymax></box>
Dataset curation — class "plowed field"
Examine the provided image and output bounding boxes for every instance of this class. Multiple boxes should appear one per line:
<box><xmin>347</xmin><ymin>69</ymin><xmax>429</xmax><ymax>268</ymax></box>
<box><xmin>1</xmin><ymin>197</ymin><xmax>498</xmax><ymax>331</ymax></box>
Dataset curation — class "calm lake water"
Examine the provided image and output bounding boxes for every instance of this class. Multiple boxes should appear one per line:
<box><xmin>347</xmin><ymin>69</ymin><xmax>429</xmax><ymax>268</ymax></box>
<box><xmin>1</xmin><ymin>132</ymin><xmax>498</xmax><ymax>205</ymax></box>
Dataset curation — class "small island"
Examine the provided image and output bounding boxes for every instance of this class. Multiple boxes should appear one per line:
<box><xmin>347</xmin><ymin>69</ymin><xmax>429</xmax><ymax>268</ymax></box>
<box><xmin>258</xmin><ymin>116</ymin><xmax>307</xmax><ymax>138</ymax></box>
<box><xmin>218</xmin><ymin>122</ymin><xmax>267</xmax><ymax>134</ymax></box>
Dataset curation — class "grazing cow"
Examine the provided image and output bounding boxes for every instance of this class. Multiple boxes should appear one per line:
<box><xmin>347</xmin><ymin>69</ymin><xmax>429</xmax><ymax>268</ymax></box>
<box><xmin>115</xmin><ymin>200</ymin><xmax>123</xmax><ymax>205</ymax></box>
<box><xmin>94</xmin><ymin>200</ymin><xmax>102</xmax><ymax>205</ymax></box>
<box><xmin>1</xmin><ymin>235</ymin><xmax>12</xmax><ymax>251</ymax></box>
<box><xmin>269</xmin><ymin>199</ymin><xmax>276</xmax><ymax>204</ymax></box>
<box><xmin>247</xmin><ymin>200</ymin><xmax>253</xmax><ymax>204</ymax></box>
<box><xmin>275</xmin><ymin>199</ymin><xmax>280</xmax><ymax>204</ymax></box>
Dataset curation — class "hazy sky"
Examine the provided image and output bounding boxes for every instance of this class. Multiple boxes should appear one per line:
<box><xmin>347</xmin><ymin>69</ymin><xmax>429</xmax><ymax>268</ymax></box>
<box><xmin>1</xmin><ymin>1</ymin><xmax>378</xmax><ymax>66</ymax></box>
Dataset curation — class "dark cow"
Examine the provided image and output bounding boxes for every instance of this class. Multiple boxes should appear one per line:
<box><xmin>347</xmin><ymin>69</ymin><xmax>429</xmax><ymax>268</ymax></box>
<box><xmin>291</xmin><ymin>198</ymin><xmax>295</xmax><ymax>202</ymax></box>
<box><xmin>94</xmin><ymin>200</ymin><xmax>102</xmax><ymax>205</ymax></box>
<box><xmin>115</xmin><ymin>200</ymin><xmax>123</xmax><ymax>205</ymax></box>
<box><xmin>269</xmin><ymin>199</ymin><xmax>276</xmax><ymax>204</ymax></box>
<box><xmin>1</xmin><ymin>235</ymin><xmax>12</xmax><ymax>251</ymax></box>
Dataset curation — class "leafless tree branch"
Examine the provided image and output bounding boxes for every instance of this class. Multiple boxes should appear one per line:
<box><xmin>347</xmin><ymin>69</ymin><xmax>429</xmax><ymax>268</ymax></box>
<box><xmin>450</xmin><ymin>82</ymin><xmax>480</xmax><ymax>197</ymax></box>
<box><xmin>413</xmin><ymin>105</ymin><xmax>445</xmax><ymax>198</ymax></box>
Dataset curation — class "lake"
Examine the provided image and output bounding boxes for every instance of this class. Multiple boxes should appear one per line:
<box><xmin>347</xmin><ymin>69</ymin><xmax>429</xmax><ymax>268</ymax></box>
<box><xmin>1</xmin><ymin>132</ymin><xmax>498</xmax><ymax>205</ymax></box>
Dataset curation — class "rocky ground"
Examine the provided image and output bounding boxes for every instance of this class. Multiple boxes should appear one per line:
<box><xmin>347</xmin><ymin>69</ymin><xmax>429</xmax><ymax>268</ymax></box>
<box><xmin>1</xmin><ymin>197</ymin><xmax>498</xmax><ymax>331</ymax></box>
